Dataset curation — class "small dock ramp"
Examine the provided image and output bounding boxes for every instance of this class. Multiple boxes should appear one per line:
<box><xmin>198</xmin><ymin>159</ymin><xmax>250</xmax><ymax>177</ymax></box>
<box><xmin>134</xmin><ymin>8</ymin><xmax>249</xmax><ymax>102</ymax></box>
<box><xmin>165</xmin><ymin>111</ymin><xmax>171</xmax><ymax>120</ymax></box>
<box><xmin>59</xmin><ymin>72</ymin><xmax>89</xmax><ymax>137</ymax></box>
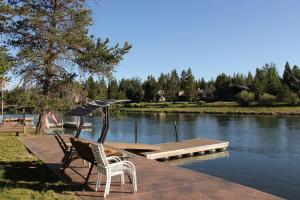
<box><xmin>141</xmin><ymin>138</ymin><xmax>229</xmax><ymax>160</ymax></box>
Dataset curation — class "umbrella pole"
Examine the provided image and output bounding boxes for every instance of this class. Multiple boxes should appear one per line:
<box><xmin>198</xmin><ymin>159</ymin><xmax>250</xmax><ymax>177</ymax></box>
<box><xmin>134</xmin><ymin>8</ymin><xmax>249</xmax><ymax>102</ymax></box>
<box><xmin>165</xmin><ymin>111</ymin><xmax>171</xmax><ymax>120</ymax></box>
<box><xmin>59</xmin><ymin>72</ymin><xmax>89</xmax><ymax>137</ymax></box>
<box><xmin>75</xmin><ymin>116</ymin><xmax>84</xmax><ymax>139</ymax></box>
<box><xmin>98</xmin><ymin>107</ymin><xmax>109</xmax><ymax>143</ymax></box>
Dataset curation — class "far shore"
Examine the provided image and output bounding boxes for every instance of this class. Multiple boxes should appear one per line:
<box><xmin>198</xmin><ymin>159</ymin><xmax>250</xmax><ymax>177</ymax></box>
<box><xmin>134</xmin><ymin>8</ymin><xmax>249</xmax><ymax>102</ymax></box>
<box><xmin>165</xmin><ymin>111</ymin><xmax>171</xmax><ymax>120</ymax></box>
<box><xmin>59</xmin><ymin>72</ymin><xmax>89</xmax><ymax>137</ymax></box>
<box><xmin>120</xmin><ymin>102</ymin><xmax>300</xmax><ymax>115</ymax></box>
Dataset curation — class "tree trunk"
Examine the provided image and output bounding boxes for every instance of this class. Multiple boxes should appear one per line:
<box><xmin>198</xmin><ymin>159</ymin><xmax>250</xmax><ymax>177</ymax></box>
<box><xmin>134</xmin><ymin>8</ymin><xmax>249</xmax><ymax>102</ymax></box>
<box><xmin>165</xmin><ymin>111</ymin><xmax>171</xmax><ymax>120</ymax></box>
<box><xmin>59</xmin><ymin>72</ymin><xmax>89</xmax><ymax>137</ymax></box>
<box><xmin>35</xmin><ymin>110</ymin><xmax>47</xmax><ymax>135</ymax></box>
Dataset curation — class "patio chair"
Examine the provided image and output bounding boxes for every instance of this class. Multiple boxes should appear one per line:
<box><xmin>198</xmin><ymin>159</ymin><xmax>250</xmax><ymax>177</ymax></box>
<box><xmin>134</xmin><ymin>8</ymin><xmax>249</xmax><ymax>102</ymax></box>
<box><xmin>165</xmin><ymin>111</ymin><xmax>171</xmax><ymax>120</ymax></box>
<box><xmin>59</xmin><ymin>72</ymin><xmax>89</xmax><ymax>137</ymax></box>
<box><xmin>68</xmin><ymin>137</ymin><xmax>124</xmax><ymax>187</ymax></box>
<box><xmin>90</xmin><ymin>143</ymin><xmax>138</xmax><ymax>197</ymax></box>
<box><xmin>53</xmin><ymin>132</ymin><xmax>88</xmax><ymax>169</ymax></box>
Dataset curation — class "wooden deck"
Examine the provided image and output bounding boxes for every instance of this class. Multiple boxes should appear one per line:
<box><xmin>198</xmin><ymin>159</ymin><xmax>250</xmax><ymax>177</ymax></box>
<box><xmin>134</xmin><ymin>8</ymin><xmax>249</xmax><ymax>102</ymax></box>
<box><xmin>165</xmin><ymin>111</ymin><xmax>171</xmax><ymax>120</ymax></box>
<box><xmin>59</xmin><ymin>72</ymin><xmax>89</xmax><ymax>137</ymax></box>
<box><xmin>0</xmin><ymin>122</ymin><xmax>36</xmax><ymax>134</ymax></box>
<box><xmin>20</xmin><ymin>135</ymin><xmax>281</xmax><ymax>200</ymax></box>
<box><xmin>142</xmin><ymin>138</ymin><xmax>229</xmax><ymax>160</ymax></box>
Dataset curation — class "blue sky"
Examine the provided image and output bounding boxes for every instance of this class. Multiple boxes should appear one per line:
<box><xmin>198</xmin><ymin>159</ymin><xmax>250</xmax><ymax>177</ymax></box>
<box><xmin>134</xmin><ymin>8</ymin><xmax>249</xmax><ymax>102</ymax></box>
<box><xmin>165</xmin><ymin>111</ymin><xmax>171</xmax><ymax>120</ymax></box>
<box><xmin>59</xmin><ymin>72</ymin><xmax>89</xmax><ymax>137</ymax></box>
<box><xmin>88</xmin><ymin>0</ymin><xmax>300</xmax><ymax>81</ymax></box>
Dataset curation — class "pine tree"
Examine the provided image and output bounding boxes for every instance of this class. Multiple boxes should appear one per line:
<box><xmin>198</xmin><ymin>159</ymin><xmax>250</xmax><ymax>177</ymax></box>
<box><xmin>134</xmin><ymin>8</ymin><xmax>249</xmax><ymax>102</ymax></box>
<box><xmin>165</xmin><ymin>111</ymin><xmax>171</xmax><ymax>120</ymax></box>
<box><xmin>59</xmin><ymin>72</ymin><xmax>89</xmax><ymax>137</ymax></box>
<box><xmin>245</xmin><ymin>72</ymin><xmax>253</xmax><ymax>85</ymax></box>
<box><xmin>143</xmin><ymin>75</ymin><xmax>158</xmax><ymax>102</ymax></box>
<box><xmin>157</xmin><ymin>73</ymin><xmax>167</xmax><ymax>91</ymax></box>
<box><xmin>199</xmin><ymin>78</ymin><xmax>206</xmax><ymax>89</ymax></box>
<box><xmin>214</xmin><ymin>73</ymin><xmax>231</xmax><ymax>101</ymax></box>
<box><xmin>97</xmin><ymin>77</ymin><xmax>107</xmax><ymax>99</ymax></box>
<box><xmin>85</xmin><ymin>76</ymin><xmax>97</xmax><ymax>99</ymax></box>
<box><xmin>165</xmin><ymin>69</ymin><xmax>180</xmax><ymax>103</ymax></box>
<box><xmin>107</xmin><ymin>79</ymin><xmax>119</xmax><ymax>99</ymax></box>
<box><xmin>180</xmin><ymin>70</ymin><xmax>187</xmax><ymax>90</ymax></box>
<box><xmin>1</xmin><ymin>0</ymin><xmax>131</xmax><ymax>134</ymax></box>
<box><xmin>184</xmin><ymin>68</ymin><xmax>197</xmax><ymax>101</ymax></box>
<box><xmin>283</xmin><ymin>62</ymin><xmax>292</xmax><ymax>85</ymax></box>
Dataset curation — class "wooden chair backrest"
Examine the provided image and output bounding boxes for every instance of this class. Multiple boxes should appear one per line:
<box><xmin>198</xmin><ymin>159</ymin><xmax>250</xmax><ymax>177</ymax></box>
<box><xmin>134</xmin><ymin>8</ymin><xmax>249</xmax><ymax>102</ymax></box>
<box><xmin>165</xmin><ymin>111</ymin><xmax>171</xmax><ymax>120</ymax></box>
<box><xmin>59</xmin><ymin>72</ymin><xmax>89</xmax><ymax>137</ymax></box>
<box><xmin>54</xmin><ymin>133</ymin><xmax>68</xmax><ymax>155</ymax></box>
<box><xmin>70</xmin><ymin>137</ymin><xmax>95</xmax><ymax>163</ymax></box>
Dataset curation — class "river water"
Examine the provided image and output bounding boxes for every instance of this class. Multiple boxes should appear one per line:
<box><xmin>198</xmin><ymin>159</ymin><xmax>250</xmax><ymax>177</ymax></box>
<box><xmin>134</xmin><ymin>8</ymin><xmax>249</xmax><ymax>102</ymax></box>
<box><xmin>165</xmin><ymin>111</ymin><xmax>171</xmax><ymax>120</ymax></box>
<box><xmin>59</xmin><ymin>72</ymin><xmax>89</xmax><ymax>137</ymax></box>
<box><xmin>63</xmin><ymin>113</ymin><xmax>300</xmax><ymax>199</ymax></box>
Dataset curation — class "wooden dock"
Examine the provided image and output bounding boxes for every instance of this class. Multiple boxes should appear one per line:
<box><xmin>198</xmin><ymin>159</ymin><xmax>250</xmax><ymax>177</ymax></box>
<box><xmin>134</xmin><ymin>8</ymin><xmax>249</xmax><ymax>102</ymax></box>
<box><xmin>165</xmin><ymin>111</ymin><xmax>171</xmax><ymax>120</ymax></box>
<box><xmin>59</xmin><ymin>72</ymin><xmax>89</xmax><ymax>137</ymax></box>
<box><xmin>21</xmin><ymin>135</ymin><xmax>281</xmax><ymax>200</ymax></box>
<box><xmin>141</xmin><ymin>138</ymin><xmax>229</xmax><ymax>160</ymax></box>
<box><xmin>0</xmin><ymin>122</ymin><xmax>36</xmax><ymax>134</ymax></box>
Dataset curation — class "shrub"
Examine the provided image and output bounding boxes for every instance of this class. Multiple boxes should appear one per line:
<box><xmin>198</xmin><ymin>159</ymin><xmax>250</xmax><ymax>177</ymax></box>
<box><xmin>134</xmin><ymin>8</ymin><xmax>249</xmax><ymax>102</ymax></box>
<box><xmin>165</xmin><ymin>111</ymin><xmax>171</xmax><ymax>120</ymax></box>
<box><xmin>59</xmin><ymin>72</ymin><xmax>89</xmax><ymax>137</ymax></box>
<box><xmin>236</xmin><ymin>91</ymin><xmax>255</xmax><ymax>106</ymax></box>
<box><xmin>289</xmin><ymin>93</ymin><xmax>300</xmax><ymax>105</ymax></box>
<box><xmin>197</xmin><ymin>101</ymin><xmax>206</xmax><ymax>105</ymax></box>
<box><xmin>258</xmin><ymin>93</ymin><xmax>276</xmax><ymax>106</ymax></box>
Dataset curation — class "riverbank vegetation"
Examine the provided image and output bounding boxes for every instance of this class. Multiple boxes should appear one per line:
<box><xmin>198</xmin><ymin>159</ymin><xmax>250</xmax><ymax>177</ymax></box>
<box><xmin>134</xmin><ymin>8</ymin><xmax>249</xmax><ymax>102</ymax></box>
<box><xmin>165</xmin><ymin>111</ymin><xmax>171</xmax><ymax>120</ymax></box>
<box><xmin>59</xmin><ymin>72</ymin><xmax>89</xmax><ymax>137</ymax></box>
<box><xmin>120</xmin><ymin>102</ymin><xmax>300</xmax><ymax>115</ymax></box>
<box><xmin>3</xmin><ymin>62</ymin><xmax>300</xmax><ymax>115</ymax></box>
<box><xmin>0</xmin><ymin>134</ymin><xmax>77</xmax><ymax>199</ymax></box>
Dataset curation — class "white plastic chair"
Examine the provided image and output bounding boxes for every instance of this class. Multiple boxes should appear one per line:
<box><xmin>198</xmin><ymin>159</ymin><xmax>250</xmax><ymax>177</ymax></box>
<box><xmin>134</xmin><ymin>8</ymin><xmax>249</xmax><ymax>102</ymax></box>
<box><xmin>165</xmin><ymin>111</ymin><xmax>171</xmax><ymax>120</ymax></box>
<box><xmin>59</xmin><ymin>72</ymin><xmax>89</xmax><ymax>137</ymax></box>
<box><xmin>90</xmin><ymin>143</ymin><xmax>137</xmax><ymax>197</ymax></box>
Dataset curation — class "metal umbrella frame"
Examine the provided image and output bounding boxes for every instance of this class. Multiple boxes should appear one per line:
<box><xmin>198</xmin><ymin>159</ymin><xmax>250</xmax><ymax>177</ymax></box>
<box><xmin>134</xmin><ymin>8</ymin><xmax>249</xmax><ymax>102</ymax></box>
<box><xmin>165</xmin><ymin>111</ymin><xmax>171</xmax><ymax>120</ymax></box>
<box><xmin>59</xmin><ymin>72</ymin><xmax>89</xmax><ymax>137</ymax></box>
<box><xmin>65</xmin><ymin>99</ymin><xmax>130</xmax><ymax>143</ymax></box>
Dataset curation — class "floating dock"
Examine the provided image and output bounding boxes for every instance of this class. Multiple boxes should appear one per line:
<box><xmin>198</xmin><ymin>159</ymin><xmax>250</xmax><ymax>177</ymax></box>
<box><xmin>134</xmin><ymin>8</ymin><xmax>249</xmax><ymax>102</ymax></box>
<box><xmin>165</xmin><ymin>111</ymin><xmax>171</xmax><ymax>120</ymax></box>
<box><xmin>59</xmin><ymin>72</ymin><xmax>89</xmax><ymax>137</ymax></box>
<box><xmin>141</xmin><ymin>138</ymin><xmax>229</xmax><ymax>160</ymax></box>
<box><xmin>105</xmin><ymin>138</ymin><xmax>229</xmax><ymax>160</ymax></box>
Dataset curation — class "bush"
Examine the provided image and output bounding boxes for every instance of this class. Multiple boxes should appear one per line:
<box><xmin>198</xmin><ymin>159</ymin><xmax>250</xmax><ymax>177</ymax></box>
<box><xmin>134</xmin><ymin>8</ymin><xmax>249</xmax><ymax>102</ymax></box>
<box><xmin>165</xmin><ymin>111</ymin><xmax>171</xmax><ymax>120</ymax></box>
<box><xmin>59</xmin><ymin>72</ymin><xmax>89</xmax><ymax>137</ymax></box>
<box><xmin>289</xmin><ymin>93</ymin><xmax>300</xmax><ymax>105</ymax></box>
<box><xmin>236</xmin><ymin>91</ymin><xmax>255</xmax><ymax>106</ymax></box>
<box><xmin>258</xmin><ymin>93</ymin><xmax>276</xmax><ymax>106</ymax></box>
<box><xmin>197</xmin><ymin>101</ymin><xmax>206</xmax><ymax>105</ymax></box>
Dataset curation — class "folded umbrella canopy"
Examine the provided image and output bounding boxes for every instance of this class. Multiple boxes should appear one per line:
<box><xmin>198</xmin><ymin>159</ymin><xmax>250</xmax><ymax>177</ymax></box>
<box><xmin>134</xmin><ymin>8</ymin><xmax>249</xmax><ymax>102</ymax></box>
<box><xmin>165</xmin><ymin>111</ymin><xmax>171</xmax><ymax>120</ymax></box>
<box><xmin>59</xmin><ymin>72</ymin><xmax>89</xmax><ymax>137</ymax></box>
<box><xmin>65</xmin><ymin>100</ymin><xmax>130</xmax><ymax>143</ymax></box>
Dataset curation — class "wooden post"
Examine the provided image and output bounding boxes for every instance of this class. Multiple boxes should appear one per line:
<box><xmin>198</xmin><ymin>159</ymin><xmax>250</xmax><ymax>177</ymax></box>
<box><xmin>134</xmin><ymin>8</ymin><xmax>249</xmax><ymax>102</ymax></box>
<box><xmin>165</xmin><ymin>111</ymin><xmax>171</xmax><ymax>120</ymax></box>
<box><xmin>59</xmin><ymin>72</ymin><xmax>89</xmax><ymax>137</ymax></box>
<box><xmin>174</xmin><ymin>121</ymin><xmax>179</xmax><ymax>142</ymax></box>
<box><xmin>23</xmin><ymin>108</ymin><xmax>26</xmax><ymax>134</ymax></box>
<box><xmin>135</xmin><ymin>121</ymin><xmax>138</xmax><ymax>143</ymax></box>
<box><xmin>1</xmin><ymin>80</ymin><xmax>3</xmax><ymax>117</ymax></box>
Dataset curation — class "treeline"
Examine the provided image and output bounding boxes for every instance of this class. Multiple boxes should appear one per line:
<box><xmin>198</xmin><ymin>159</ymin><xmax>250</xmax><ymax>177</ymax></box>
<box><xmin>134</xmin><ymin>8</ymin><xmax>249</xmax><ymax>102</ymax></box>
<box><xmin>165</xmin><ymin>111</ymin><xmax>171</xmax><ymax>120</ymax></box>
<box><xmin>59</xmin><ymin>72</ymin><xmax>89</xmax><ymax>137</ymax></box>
<box><xmin>83</xmin><ymin>62</ymin><xmax>300</xmax><ymax>105</ymax></box>
<box><xmin>4</xmin><ymin>62</ymin><xmax>300</xmax><ymax>110</ymax></box>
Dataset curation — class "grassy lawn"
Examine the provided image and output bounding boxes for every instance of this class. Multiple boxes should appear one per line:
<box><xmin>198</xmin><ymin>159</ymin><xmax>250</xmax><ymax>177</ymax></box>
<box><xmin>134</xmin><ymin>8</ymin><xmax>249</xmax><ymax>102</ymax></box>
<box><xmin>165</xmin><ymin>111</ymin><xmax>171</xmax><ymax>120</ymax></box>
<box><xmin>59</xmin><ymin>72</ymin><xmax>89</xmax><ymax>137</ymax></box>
<box><xmin>120</xmin><ymin>102</ymin><xmax>300</xmax><ymax>115</ymax></box>
<box><xmin>0</xmin><ymin>134</ymin><xmax>77</xmax><ymax>200</ymax></box>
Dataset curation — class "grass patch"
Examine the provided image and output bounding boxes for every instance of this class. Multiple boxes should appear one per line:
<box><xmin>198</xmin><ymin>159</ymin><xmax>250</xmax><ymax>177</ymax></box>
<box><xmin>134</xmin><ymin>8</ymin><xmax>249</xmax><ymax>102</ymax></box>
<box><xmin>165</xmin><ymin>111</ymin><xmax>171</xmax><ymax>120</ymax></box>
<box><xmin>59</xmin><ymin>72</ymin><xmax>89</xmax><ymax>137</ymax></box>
<box><xmin>0</xmin><ymin>135</ymin><xmax>77</xmax><ymax>200</ymax></box>
<box><xmin>121</xmin><ymin>102</ymin><xmax>300</xmax><ymax>115</ymax></box>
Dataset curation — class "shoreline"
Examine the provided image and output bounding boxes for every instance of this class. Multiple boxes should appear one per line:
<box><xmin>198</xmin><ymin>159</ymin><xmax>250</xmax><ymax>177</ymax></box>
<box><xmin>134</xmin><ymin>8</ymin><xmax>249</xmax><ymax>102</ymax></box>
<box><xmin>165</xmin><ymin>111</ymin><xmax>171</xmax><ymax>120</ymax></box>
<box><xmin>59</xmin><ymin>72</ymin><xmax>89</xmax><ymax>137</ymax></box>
<box><xmin>120</xmin><ymin>107</ymin><xmax>300</xmax><ymax>116</ymax></box>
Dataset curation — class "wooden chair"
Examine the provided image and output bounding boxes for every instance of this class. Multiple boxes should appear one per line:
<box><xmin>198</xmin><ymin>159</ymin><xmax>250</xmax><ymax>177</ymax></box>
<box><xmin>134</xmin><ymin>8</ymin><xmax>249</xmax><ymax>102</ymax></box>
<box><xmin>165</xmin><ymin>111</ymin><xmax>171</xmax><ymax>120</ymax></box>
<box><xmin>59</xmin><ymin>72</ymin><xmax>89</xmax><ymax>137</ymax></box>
<box><xmin>53</xmin><ymin>132</ymin><xmax>84</xmax><ymax>168</ymax></box>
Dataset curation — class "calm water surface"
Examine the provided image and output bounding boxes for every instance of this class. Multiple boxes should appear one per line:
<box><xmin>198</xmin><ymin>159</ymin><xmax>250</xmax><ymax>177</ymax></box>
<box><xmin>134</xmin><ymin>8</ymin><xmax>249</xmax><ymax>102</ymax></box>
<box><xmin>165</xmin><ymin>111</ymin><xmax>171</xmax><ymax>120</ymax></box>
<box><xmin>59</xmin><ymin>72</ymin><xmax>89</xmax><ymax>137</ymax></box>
<box><xmin>64</xmin><ymin>113</ymin><xmax>300</xmax><ymax>199</ymax></box>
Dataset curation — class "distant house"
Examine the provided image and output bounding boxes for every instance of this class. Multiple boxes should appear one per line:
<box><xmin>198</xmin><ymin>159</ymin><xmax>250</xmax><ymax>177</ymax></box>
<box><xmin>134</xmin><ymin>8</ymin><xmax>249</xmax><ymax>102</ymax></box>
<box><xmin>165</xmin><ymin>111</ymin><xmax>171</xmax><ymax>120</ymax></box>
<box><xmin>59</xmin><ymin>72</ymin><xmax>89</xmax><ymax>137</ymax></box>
<box><xmin>198</xmin><ymin>88</ymin><xmax>214</xmax><ymax>101</ymax></box>
<box><xmin>156</xmin><ymin>90</ymin><xmax>166</xmax><ymax>102</ymax></box>
<box><xmin>176</xmin><ymin>90</ymin><xmax>188</xmax><ymax>101</ymax></box>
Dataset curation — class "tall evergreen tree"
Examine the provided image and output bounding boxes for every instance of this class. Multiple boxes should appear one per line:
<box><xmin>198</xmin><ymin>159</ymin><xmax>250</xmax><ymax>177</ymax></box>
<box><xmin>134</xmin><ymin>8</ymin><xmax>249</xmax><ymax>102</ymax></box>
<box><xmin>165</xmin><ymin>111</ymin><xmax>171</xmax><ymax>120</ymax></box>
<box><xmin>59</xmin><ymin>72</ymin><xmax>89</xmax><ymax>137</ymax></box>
<box><xmin>283</xmin><ymin>62</ymin><xmax>292</xmax><ymax>85</ymax></box>
<box><xmin>143</xmin><ymin>75</ymin><xmax>158</xmax><ymax>102</ymax></box>
<box><xmin>245</xmin><ymin>71</ymin><xmax>253</xmax><ymax>86</ymax></box>
<box><xmin>0</xmin><ymin>0</ymin><xmax>131</xmax><ymax>134</ymax></box>
<box><xmin>125</xmin><ymin>78</ymin><xmax>143</xmax><ymax>102</ymax></box>
<box><xmin>231</xmin><ymin>73</ymin><xmax>245</xmax><ymax>86</ymax></box>
<box><xmin>85</xmin><ymin>76</ymin><xmax>97</xmax><ymax>99</ymax></box>
<box><xmin>157</xmin><ymin>73</ymin><xmax>167</xmax><ymax>91</ymax></box>
<box><xmin>97</xmin><ymin>77</ymin><xmax>107</xmax><ymax>99</ymax></box>
<box><xmin>199</xmin><ymin>78</ymin><xmax>206</xmax><ymax>89</ymax></box>
<box><xmin>180</xmin><ymin>70</ymin><xmax>187</xmax><ymax>90</ymax></box>
<box><xmin>107</xmin><ymin>79</ymin><xmax>119</xmax><ymax>99</ymax></box>
<box><xmin>165</xmin><ymin>69</ymin><xmax>180</xmax><ymax>103</ymax></box>
<box><xmin>214</xmin><ymin>73</ymin><xmax>231</xmax><ymax>101</ymax></box>
<box><xmin>184</xmin><ymin>68</ymin><xmax>197</xmax><ymax>101</ymax></box>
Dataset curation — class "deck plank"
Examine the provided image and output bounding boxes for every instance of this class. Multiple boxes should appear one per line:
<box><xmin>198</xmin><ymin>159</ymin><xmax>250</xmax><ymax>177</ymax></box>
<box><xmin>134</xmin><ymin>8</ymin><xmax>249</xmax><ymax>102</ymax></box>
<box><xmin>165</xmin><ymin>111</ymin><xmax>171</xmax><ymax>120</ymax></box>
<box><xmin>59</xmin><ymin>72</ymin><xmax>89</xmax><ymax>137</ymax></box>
<box><xmin>21</xmin><ymin>135</ymin><xmax>281</xmax><ymax>200</ymax></box>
